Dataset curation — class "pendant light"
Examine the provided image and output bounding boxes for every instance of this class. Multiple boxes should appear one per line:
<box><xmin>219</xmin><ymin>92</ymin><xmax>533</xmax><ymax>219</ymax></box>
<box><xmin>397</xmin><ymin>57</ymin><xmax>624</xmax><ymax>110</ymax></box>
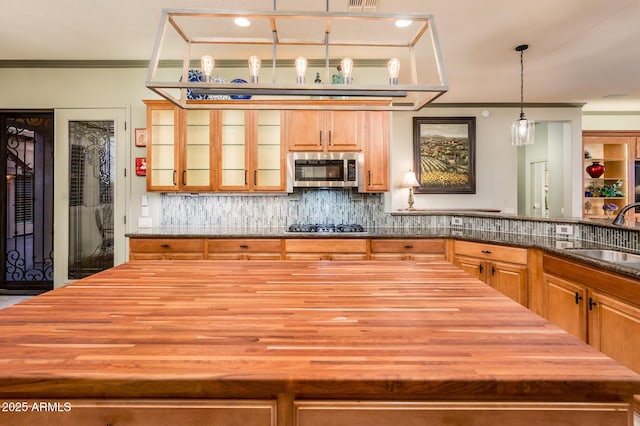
<box><xmin>511</xmin><ymin>44</ymin><xmax>535</xmax><ymax>146</ymax></box>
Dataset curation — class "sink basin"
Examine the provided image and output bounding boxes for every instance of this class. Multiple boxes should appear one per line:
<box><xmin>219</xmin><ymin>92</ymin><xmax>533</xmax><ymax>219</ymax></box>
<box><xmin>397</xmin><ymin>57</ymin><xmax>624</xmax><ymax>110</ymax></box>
<box><xmin>566</xmin><ymin>248</ymin><xmax>640</xmax><ymax>268</ymax></box>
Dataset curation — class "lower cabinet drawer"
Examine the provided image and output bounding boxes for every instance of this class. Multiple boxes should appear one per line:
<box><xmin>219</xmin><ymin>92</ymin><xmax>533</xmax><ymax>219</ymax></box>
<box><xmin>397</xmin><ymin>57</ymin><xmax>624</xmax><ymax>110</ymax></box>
<box><xmin>370</xmin><ymin>239</ymin><xmax>445</xmax><ymax>254</ymax></box>
<box><xmin>2</xmin><ymin>399</ymin><xmax>276</xmax><ymax>426</ymax></box>
<box><xmin>295</xmin><ymin>401</ymin><xmax>629</xmax><ymax>426</ymax></box>
<box><xmin>454</xmin><ymin>240</ymin><xmax>527</xmax><ymax>264</ymax></box>
<box><xmin>284</xmin><ymin>239</ymin><xmax>368</xmax><ymax>254</ymax></box>
<box><xmin>208</xmin><ymin>239</ymin><xmax>282</xmax><ymax>253</ymax></box>
<box><xmin>130</xmin><ymin>238</ymin><xmax>204</xmax><ymax>253</ymax></box>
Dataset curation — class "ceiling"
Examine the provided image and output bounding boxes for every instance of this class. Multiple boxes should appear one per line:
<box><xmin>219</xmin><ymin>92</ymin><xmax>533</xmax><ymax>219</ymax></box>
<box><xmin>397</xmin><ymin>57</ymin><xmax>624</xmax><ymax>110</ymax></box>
<box><xmin>2</xmin><ymin>0</ymin><xmax>640</xmax><ymax>111</ymax></box>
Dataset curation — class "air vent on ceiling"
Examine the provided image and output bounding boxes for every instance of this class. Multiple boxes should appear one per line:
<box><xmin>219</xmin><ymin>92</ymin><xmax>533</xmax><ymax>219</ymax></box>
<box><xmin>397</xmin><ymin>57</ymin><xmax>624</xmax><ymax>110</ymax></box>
<box><xmin>348</xmin><ymin>0</ymin><xmax>378</xmax><ymax>12</ymax></box>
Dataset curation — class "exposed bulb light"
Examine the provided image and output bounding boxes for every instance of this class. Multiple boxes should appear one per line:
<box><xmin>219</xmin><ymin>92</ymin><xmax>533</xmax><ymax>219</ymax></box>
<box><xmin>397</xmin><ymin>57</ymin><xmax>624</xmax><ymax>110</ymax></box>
<box><xmin>340</xmin><ymin>57</ymin><xmax>354</xmax><ymax>84</ymax></box>
<box><xmin>295</xmin><ymin>56</ymin><xmax>308</xmax><ymax>84</ymax></box>
<box><xmin>248</xmin><ymin>55</ymin><xmax>261</xmax><ymax>83</ymax></box>
<box><xmin>234</xmin><ymin>17</ymin><xmax>251</xmax><ymax>27</ymax></box>
<box><xmin>200</xmin><ymin>55</ymin><xmax>215</xmax><ymax>82</ymax></box>
<box><xmin>387</xmin><ymin>58</ymin><xmax>400</xmax><ymax>85</ymax></box>
<box><xmin>395</xmin><ymin>19</ymin><xmax>412</xmax><ymax>28</ymax></box>
<box><xmin>511</xmin><ymin>44</ymin><xmax>535</xmax><ymax>146</ymax></box>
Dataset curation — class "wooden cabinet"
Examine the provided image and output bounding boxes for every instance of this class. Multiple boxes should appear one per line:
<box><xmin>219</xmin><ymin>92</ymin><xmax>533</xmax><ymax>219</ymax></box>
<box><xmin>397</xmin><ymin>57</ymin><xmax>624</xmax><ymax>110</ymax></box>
<box><xmin>207</xmin><ymin>239</ymin><xmax>282</xmax><ymax>260</ymax></box>
<box><xmin>217</xmin><ymin>110</ymin><xmax>285</xmax><ymax>192</ymax></box>
<box><xmin>361</xmin><ymin>111</ymin><xmax>390</xmax><ymax>192</ymax></box>
<box><xmin>370</xmin><ymin>239</ymin><xmax>445</xmax><ymax>261</ymax></box>
<box><xmin>145</xmin><ymin>101</ymin><xmax>217</xmax><ymax>191</ymax></box>
<box><xmin>145</xmin><ymin>100</ymin><xmax>182</xmax><ymax>191</ymax></box>
<box><xmin>453</xmin><ymin>241</ymin><xmax>528</xmax><ymax>306</ymax></box>
<box><xmin>129</xmin><ymin>238</ymin><xmax>205</xmax><ymax>260</ymax></box>
<box><xmin>582</xmin><ymin>131</ymin><xmax>635</xmax><ymax>219</ymax></box>
<box><xmin>145</xmin><ymin>101</ymin><xmax>284</xmax><ymax>192</ymax></box>
<box><xmin>542</xmin><ymin>254</ymin><xmax>640</xmax><ymax>374</ymax></box>
<box><xmin>284</xmin><ymin>239</ymin><xmax>368</xmax><ymax>260</ymax></box>
<box><xmin>2</xmin><ymin>399</ymin><xmax>276</xmax><ymax>426</ymax></box>
<box><xmin>284</xmin><ymin>110</ymin><xmax>362</xmax><ymax>152</ymax></box>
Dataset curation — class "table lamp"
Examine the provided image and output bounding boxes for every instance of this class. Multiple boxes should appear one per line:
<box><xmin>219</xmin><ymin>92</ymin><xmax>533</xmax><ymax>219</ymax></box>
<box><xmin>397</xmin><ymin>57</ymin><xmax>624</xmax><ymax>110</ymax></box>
<box><xmin>402</xmin><ymin>170</ymin><xmax>420</xmax><ymax>210</ymax></box>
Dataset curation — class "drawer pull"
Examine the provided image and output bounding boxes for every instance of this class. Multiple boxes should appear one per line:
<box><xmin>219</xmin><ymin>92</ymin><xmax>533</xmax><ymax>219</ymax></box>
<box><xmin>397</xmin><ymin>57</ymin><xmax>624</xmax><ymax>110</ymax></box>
<box><xmin>481</xmin><ymin>250</ymin><xmax>492</xmax><ymax>254</ymax></box>
<box><xmin>239</xmin><ymin>245</ymin><xmax>249</xmax><ymax>249</ymax></box>
<box><xmin>404</xmin><ymin>245</ymin><xmax>413</xmax><ymax>249</ymax></box>
<box><xmin>161</xmin><ymin>244</ymin><xmax>170</xmax><ymax>248</ymax></box>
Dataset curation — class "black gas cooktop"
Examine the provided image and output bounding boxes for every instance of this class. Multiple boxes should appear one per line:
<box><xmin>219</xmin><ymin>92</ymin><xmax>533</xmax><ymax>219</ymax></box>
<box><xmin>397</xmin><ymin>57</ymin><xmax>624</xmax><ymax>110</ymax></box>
<box><xmin>287</xmin><ymin>223</ymin><xmax>365</xmax><ymax>233</ymax></box>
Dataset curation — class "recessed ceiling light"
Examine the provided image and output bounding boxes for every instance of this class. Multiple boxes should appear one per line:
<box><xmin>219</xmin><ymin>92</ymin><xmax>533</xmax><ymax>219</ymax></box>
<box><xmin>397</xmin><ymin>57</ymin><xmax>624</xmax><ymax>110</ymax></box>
<box><xmin>395</xmin><ymin>19</ymin><xmax>412</xmax><ymax>28</ymax></box>
<box><xmin>234</xmin><ymin>17</ymin><xmax>251</xmax><ymax>27</ymax></box>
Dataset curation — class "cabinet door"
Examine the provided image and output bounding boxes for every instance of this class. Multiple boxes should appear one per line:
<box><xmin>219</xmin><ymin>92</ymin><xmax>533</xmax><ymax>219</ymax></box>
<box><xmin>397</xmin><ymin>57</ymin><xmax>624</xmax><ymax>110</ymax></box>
<box><xmin>543</xmin><ymin>273</ymin><xmax>587</xmax><ymax>342</ymax></box>
<box><xmin>453</xmin><ymin>255</ymin><xmax>485</xmax><ymax>282</ymax></box>
<box><xmin>362</xmin><ymin>111</ymin><xmax>390</xmax><ymax>192</ymax></box>
<box><xmin>326</xmin><ymin>111</ymin><xmax>362</xmax><ymax>151</ymax></box>
<box><xmin>146</xmin><ymin>101</ymin><xmax>179</xmax><ymax>191</ymax></box>
<box><xmin>182</xmin><ymin>109</ymin><xmax>214</xmax><ymax>191</ymax></box>
<box><xmin>588</xmin><ymin>291</ymin><xmax>640</xmax><ymax>374</ymax></box>
<box><xmin>218</xmin><ymin>110</ymin><xmax>248</xmax><ymax>191</ymax></box>
<box><xmin>490</xmin><ymin>261</ymin><xmax>528</xmax><ymax>306</ymax></box>
<box><xmin>252</xmin><ymin>110</ymin><xmax>284</xmax><ymax>191</ymax></box>
<box><xmin>284</xmin><ymin>110</ymin><xmax>323</xmax><ymax>151</ymax></box>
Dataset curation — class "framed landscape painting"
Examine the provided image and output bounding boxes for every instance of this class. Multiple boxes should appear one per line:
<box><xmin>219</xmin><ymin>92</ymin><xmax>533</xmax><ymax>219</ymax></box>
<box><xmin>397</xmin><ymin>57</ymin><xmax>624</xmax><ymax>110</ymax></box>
<box><xmin>413</xmin><ymin>116</ymin><xmax>476</xmax><ymax>194</ymax></box>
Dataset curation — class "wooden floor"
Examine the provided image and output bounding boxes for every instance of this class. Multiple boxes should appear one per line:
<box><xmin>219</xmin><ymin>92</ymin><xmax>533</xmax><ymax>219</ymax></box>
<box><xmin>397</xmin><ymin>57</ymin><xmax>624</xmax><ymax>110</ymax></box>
<box><xmin>0</xmin><ymin>260</ymin><xmax>638</xmax><ymax>404</ymax></box>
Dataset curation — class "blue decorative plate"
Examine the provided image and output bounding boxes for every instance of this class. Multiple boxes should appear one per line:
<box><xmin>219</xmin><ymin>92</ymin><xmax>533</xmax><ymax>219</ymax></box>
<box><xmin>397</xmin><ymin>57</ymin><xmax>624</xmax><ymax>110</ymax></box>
<box><xmin>230</xmin><ymin>78</ymin><xmax>251</xmax><ymax>99</ymax></box>
<box><xmin>180</xmin><ymin>70</ymin><xmax>230</xmax><ymax>100</ymax></box>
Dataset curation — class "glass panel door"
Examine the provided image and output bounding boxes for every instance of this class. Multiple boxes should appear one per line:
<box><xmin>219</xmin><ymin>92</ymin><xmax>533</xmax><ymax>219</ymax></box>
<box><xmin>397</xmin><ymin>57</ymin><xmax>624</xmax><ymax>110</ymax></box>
<box><xmin>67</xmin><ymin>121</ymin><xmax>115</xmax><ymax>279</ymax></box>
<box><xmin>54</xmin><ymin>109</ymin><xmax>126</xmax><ymax>288</ymax></box>
<box><xmin>220</xmin><ymin>110</ymin><xmax>246</xmax><ymax>189</ymax></box>
<box><xmin>255</xmin><ymin>110</ymin><xmax>282</xmax><ymax>189</ymax></box>
<box><xmin>184</xmin><ymin>110</ymin><xmax>211</xmax><ymax>189</ymax></box>
<box><xmin>150</xmin><ymin>108</ymin><xmax>176</xmax><ymax>188</ymax></box>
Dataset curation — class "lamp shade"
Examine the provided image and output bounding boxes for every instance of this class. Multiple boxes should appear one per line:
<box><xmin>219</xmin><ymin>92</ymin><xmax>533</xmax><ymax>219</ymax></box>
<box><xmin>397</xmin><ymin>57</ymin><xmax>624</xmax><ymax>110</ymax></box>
<box><xmin>402</xmin><ymin>170</ymin><xmax>420</xmax><ymax>187</ymax></box>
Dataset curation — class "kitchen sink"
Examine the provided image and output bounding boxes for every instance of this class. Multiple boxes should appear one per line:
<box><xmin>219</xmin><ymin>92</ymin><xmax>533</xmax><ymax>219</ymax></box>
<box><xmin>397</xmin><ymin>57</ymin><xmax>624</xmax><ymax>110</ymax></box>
<box><xmin>565</xmin><ymin>248</ymin><xmax>640</xmax><ymax>269</ymax></box>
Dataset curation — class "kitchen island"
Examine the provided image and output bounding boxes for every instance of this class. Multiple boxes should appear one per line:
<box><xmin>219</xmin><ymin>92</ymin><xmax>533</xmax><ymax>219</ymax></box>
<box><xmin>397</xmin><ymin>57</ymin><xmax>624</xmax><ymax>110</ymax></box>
<box><xmin>1</xmin><ymin>260</ymin><xmax>639</xmax><ymax>425</ymax></box>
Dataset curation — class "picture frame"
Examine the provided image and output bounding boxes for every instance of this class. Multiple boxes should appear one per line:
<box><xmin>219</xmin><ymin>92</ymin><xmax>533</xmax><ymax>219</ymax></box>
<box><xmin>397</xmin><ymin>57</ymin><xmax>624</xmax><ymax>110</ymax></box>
<box><xmin>134</xmin><ymin>128</ymin><xmax>147</xmax><ymax>147</ymax></box>
<box><xmin>413</xmin><ymin>116</ymin><xmax>476</xmax><ymax>194</ymax></box>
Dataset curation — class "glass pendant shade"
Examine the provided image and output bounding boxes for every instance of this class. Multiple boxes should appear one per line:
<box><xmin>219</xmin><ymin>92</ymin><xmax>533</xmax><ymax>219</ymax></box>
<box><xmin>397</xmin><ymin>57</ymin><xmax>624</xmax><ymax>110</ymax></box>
<box><xmin>295</xmin><ymin>56</ymin><xmax>308</xmax><ymax>84</ymax></box>
<box><xmin>200</xmin><ymin>55</ymin><xmax>215</xmax><ymax>82</ymax></box>
<box><xmin>511</xmin><ymin>116</ymin><xmax>535</xmax><ymax>146</ymax></box>
<box><xmin>387</xmin><ymin>58</ymin><xmax>400</xmax><ymax>85</ymax></box>
<box><xmin>248</xmin><ymin>56</ymin><xmax>261</xmax><ymax>83</ymax></box>
<box><xmin>340</xmin><ymin>57</ymin><xmax>354</xmax><ymax>84</ymax></box>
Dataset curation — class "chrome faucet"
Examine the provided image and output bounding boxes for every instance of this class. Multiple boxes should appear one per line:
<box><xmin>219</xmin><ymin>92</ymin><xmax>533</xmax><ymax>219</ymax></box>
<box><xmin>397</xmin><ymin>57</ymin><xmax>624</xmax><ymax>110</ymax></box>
<box><xmin>612</xmin><ymin>202</ymin><xmax>640</xmax><ymax>226</ymax></box>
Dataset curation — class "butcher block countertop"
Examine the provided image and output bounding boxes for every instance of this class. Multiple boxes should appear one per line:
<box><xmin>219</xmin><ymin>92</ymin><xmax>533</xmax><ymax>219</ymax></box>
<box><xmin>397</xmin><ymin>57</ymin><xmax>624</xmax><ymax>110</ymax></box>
<box><xmin>1</xmin><ymin>260</ymin><xmax>639</xmax><ymax>405</ymax></box>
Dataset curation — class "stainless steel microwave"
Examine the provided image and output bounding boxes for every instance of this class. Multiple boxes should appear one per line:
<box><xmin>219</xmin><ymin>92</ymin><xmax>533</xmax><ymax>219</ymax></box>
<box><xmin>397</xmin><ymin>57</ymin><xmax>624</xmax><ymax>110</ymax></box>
<box><xmin>287</xmin><ymin>152</ymin><xmax>362</xmax><ymax>191</ymax></box>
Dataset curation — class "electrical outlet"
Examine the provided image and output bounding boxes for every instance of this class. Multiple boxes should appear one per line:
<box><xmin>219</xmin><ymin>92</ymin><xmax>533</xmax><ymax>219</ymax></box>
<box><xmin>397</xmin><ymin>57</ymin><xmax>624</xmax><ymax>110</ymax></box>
<box><xmin>555</xmin><ymin>224</ymin><xmax>574</xmax><ymax>236</ymax></box>
<box><xmin>556</xmin><ymin>240</ymin><xmax>574</xmax><ymax>250</ymax></box>
<box><xmin>450</xmin><ymin>217</ymin><xmax>463</xmax><ymax>227</ymax></box>
<box><xmin>138</xmin><ymin>217</ymin><xmax>152</xmax><ymax>228</ymax></box>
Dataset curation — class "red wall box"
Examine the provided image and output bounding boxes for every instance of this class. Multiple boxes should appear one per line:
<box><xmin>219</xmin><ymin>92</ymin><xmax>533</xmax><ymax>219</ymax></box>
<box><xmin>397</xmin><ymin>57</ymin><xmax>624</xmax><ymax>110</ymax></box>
<box><xmin>135</xmin><ymin>157</ymin><xmax>147</xmax><ymax>176</ymax></box>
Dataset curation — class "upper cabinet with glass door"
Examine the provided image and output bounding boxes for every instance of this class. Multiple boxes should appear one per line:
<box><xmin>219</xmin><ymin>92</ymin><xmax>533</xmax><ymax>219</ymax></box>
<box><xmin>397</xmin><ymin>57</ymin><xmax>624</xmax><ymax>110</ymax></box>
<box><xmin>145</xmin><ymin>100</ymin><xmax>180</xmax><ymax>191</ymax></box>
<box><xmin>145</xmin><ymin>101</ymin><xmax>216</xmax><ymax>192</ymax></box>
<box><xmin>216</xmin><ymin>110</ymin><xmax>285</xmax><ymax>192</ymax></box>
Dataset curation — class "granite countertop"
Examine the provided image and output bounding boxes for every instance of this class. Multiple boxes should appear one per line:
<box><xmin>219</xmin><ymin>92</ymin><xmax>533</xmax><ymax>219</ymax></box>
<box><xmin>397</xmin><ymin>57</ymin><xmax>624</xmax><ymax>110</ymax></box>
<box><xmin>126</xmin><ymin>227</ymin><xmax>640</xmax><ymax>280</ymax></box>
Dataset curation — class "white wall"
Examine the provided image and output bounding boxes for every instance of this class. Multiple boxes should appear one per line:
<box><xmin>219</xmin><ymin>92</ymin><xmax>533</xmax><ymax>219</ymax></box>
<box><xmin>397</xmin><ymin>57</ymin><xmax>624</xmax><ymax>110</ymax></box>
<box><xmin>388</xmin><ymin>107</ymin><xmax>583</xmax><ymax>216</ymax></box>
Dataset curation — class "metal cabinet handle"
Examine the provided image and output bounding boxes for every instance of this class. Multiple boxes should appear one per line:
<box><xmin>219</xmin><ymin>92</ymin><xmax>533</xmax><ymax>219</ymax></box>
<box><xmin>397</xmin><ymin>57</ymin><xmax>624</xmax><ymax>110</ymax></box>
<box><xmin>404</xmin><ymin>245</ymin><xmax>413</xmax><ymax>249</ymax></box>
<box><xmin>319</xmin><ymin>130</ymin><xmax>323</xmax><ymax>146</ymax></box>
<box><xmin>328</xmin><ymin>130</ymin><xmax>332</xmax><ymax>145</ymax></box>
<box><xmin>588</xmin><ymin>297</ymin><xmax>597</xmax><ymax>310</ymax></box>
<box><xmin>491</xmin><ymin>265</ymin><xmax>496</xmax><ymax>275</ymax></box>
<box><xmin>574</xmin><ymin>292</ymin><xmax>583</xmax><ymax>305</ymax></box>
<box><xmin>172</xmin><ymin>170</ymin><xmax>177</xmax><ymax>186</ymax></box>
<box><xmin>239</xmin><ymin>244</ymin><xmax>249</xmax><ymax>249</ymax></box>
<box><xmin>479</xmin><ymin>264</ymin><xmax>483</xmax><ymax>274</ymax></box>
<box><xmin>254</xmin><ymin>170</ymin><xmax>257</xmax><ymax>186</ymax></box>
<box><xmin>182</xmin><ymin>170</ymin><xmax>186</xmax><ymax>186</ymax></box>
<box><xmin>368</xmin><ymin>170</ymin><xmax>372</xmax><ymax>185</ymax></box>
<box><xmin>161</xmin><ymin>244</ymin><xmax>170</xmax><ymax>249</ymax></box>
<box><xmin>244</xmin><ymin>170</ymin><xmax>248</xmax><ymax>185</ymax></box>
<box><xmin>481</xmin><ymin>250</ymin><xmax>492</xmax><ymax>254</ymax></box>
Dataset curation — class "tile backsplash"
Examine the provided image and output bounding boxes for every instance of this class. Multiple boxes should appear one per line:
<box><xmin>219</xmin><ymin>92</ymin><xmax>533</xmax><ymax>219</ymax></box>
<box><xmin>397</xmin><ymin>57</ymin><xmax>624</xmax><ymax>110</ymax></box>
<box><xmin>160</xmin><ymin>189</ymin><xmax>639</xmax><ymax>251</ymax></box>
